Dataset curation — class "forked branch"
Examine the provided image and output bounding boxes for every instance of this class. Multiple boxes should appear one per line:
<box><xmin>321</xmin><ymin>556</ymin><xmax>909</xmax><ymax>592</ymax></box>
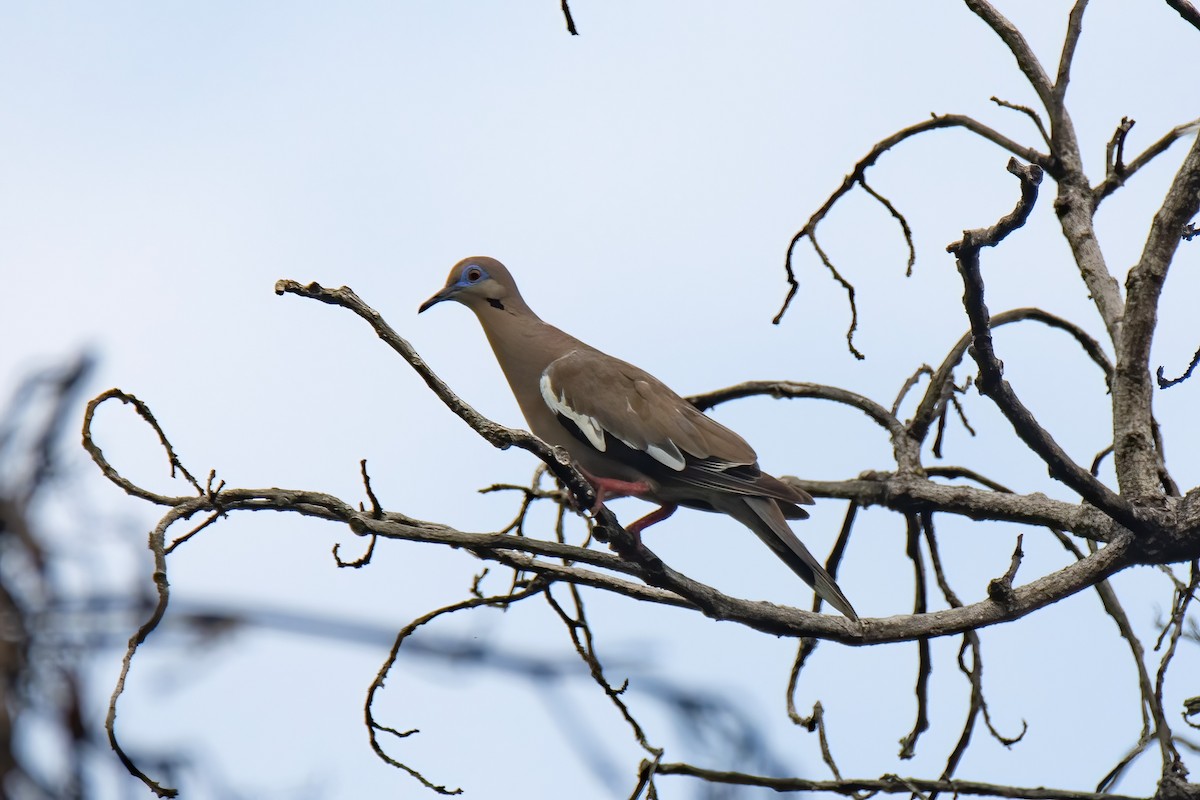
<box><xmin>947</xmin><ymin>160</ymin><xmax>1141</xmax><ymax>533</ymax></box>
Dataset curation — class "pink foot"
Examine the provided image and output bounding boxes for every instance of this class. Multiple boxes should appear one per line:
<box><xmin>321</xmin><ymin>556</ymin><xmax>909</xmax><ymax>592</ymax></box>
<box><xmin>581</xmin><ymin>471</ymin><xmax>652</xmax><ymax>514</ymax></box>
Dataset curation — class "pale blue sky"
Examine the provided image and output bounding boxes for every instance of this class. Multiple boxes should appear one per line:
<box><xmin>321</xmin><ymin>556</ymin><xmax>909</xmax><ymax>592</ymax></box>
<box><xmin>2</xmin><ymin>3</ymin><xmax>1198</xmax><ymax>798</ymax></box>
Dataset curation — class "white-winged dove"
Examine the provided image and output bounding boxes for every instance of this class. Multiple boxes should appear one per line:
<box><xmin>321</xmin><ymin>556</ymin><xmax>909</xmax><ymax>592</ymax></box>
<box><xmin>419</xmin><ymin>257</ymin><xmax>857</xmax><ymax>620</ymax></box>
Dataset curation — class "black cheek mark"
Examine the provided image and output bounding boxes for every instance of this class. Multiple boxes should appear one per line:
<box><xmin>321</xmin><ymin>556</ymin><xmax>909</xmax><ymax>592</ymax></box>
<box><xmin>487</xmin><ymin>298</ymin><xmax>505</xmax><ymax>310</ymax></box>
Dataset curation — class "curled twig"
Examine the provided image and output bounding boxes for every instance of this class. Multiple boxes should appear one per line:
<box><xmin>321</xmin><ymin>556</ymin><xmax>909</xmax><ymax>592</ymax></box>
<box><xmin>775</xmin><ymin>111</ymin><xmax>1049</xmax><ymax>349</ymax></box>
<box><xmin>334</xmin><ymin>533</ymin><xmax>377</xmax><ymax>568</ymax></box>
<box><xmin>1157</xmin><ymin>345</ymin><xmax>1200</xmax><ymax>389</ymax></box>
<box><xmin>364</xmin><ymin>579</ymin><xmax>549</xmax><ymax>794</ymax></box>
<box><xmin>545</xmin><ymin>584</ymin><xmax>662</xmax><ymax>757</ymax></box>
<box><xmin>82</xmin><ymin>389</ymin><xmax>203</xmax><ymax>505</ymax></box>
<box><xmin>105</xmin><ymin>505</ymin><xmax>185</xmax><ymax>798</ymax></box>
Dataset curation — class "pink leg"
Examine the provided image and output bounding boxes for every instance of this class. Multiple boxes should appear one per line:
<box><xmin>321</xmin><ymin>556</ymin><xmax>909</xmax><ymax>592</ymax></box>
<box><xmin>626</xmin><ymin>503</ymin><xmax>678</xmax><ymax>536</ymax></box>
<box><xmin>582</xmin><ymin>471</ymin><xmax>652</xmax><ymax>514</ymax></box>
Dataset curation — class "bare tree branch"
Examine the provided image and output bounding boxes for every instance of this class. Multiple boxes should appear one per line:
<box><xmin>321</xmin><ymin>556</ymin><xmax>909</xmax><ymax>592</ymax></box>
<box><xmin>964</xmin><ymin>0</ymin><xmax>1129</xmax><ymax>342</ymax></box>
<box><xmin>81</xmin><ymin>472</ymin><xmax>1142</xmax><ymax>650</ymax></box>
<box><xmin>652</xmin><ymin>762</ymin><xmax>1145</xmax><ymax>800</ymax></box>
<box><xmin>545</xmin><ymin>583</ymin><xmax>662</xmax><ymax>757</ymax></box>
<box><xmin>1113</xmin><ymin>132</ymin><xmax>1200</xmax><ymax>500</ymax></box>
<box><xmin>860</xmin><ymin>177</ymin><xmax>917</xmax><ymax>276</ymax></box>
<box><xmin>78</xmin><ymin>6</ymin><xmax>1200</xmax><ymax>799</ymax></box>
<box><xmin>687</xmin><ymin>380</ymin><xmax>919</xmax><ymax>470</ymax></box>
<box><xmin>947</xmin><ymin>160</ymin><xmax>1141</xmax><ymax>532</ymax></box>
<box><xmin>1053</xmin><ymin>1</ymin><xmax>1090</xmax><ymax>107</ymax></box>
<box><xmin>991</xmin><ymin>96</ymin><xmax>1050</xmax><ymax>147</ymax></box>
<box><xmin>1158</xmin><ymin>345</ymin><xmax>1200</xmax><ymax>389</ymax></box>
<box><xmin>898</xmin><ymin>514</ymin><xmax>931</xmax><ymax>759</ymax></box>
<box><xmin>104</xmin><ymin>503</ymin><xmax>182</xmax><ymax>798</ymax></box>
<box><xmin>364</xmin><ymin>581</ymin><xmax>549</xmax><ymax>794</ymax></box>
<box><xmin>1164</xmin><ymin>0</ymin><xmax>1200</xmax><ymax>32</ymax></box>
<box><xmin>963</xmin><ymin>0</ymin><xmax>1056</xmax><ymax>112</ymax></box>
<box><xmin>1093</xmin><ymin>118</ymin><xmax>1200</xmax><ymax>204</ymax></box>
<box><xmin>560</xmin><ymin>0</ymin><xmax>579</xmax><ymax>35</ymax></box>
<box><xmin>775</xmin><ymin>112</ymin><xmax>1050</xmax><ymax>344</ymax></box>
<box><xmin>909</xmin><ymin>307</ymin><xmax>1112</xmax><ymax>445</ymax></box>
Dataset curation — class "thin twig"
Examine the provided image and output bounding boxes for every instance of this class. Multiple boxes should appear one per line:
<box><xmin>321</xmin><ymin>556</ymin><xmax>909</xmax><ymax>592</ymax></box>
<box><xmin>560</xmin><ymin>0</ymin><xmax>579</xmax><ymax>34</ymax></box>
<box><xmin>1105</xmin><ymin>117</ymin><xmax>1136</xmax><ymax>181</ymax></box>
<box><xmin>893</xmin><ymin>366</ymin><xmax>935</xmax><ymax>416</ymax></box>
<box><xmin>1157</xmin><ymin>345</ymin><xmax>1200</xmax><ymax>389</ymax></box>
<box><xmin>986</xmin><ymin>534</ymin><xmax>1025</xmax><ymax>605</ymax></box>
<box><xmin>924</xmin><ymin>514</ymin><xmax>1026</xmax><ymax>790</ymax></box>
<box><xmin>1094</xmin><ymin>117</ymin><xmax>1200</xmax><ymax>205</ymax></box>
<box><xmin>361</xmin><ymin>459</ymin><xmax>383</xmax><ymax>518</ymax></box>
<box><xmin>908</xmin><ymin>307</ymin><xmax>1112</xmax><ymax>446</ymax></box>
<box><xmin>788</xmin><ymin>502</ymin><xmax>860</xmax><ymax>730</ymax></box>
<box><xmin>545</xmin><ymin>583</ymin><xmax>662</xmax><ymax>756</ymax></box>
<box><xmin>898</xmin><ymin>514</ymin><xmax>931</xmax><ymax>759</ymax></box>
<box><xmin>776</xmin><ymin>111</ymin><xmax>1049</xmax><ymax>336</ymax></box>
<box><xmin>687</xmin><ymin>379</ymin><xmax>917</xmax><ymax>470</ymax></box>
<box><xmin>333</xmin><ymin>533</ymin><xmax>377</xmax><ymax>568</ymax></box>
<box><xmin>963</xmin><ymin>0</ymin><xmax>1056</xmax><ymax>112</ymax></box>
<box><xmin>364</xmin><ymin>580</ymin><xmax>549</xmax><ymax>794</ymax></box>
<box><xmin>1053</xmin><ymin>1</ymin><xmax>1090</xmax><ymax>107</ymax></box>
<box><xmin>991</xmin><ymin>96</ymin><xmax>1050</xmax><ymax>147</ymax></box>
<box><xmin>860</xmin><ymin>177</ymin><xmax>917</xmax><ymax>276</ymax></box>
<box><xmin>82</xmin><ymin>389</ymin><xmax>203</xmax><ymax>505</ymax></box>
<box><xmin>106</xmin><ymin>505</ymin><xmax>190</xmax><ymax>798</ymax></box>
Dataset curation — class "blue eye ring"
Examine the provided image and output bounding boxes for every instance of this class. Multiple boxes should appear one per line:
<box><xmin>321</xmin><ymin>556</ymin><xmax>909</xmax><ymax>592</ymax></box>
<box><xmin>462</xmin><ymin>264</ymin><xmax>486</xmax><ymax>284</ymax></box>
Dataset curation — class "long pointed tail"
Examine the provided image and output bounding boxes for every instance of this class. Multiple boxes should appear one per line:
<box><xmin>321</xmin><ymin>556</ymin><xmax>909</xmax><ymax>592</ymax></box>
<box><xmin>739</xmin><ymin>496</ymin><xmax>858</xmax><ymax>621</ymax></box>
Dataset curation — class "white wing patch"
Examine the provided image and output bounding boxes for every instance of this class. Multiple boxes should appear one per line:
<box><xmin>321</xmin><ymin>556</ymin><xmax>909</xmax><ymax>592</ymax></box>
<box><xmin>646</xmin><ymin>441</ymin><xmax>686</xmax><ymax>471</ymax></box>
<box><xmin>540</xmin><ymin>372</ymin><xmax>607</xmax><ymax>452</ymax></box>
<box><xmin>540</xmin><ymin>370</ymin><xmax>688</xmax><ymax>472</ymax></box>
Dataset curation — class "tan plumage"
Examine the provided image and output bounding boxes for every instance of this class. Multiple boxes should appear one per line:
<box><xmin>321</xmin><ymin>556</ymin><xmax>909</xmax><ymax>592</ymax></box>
<box><xmin>419</xmin><ymin>256</ymin><xmax>857</xmax><ymax>620</ymax></box>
